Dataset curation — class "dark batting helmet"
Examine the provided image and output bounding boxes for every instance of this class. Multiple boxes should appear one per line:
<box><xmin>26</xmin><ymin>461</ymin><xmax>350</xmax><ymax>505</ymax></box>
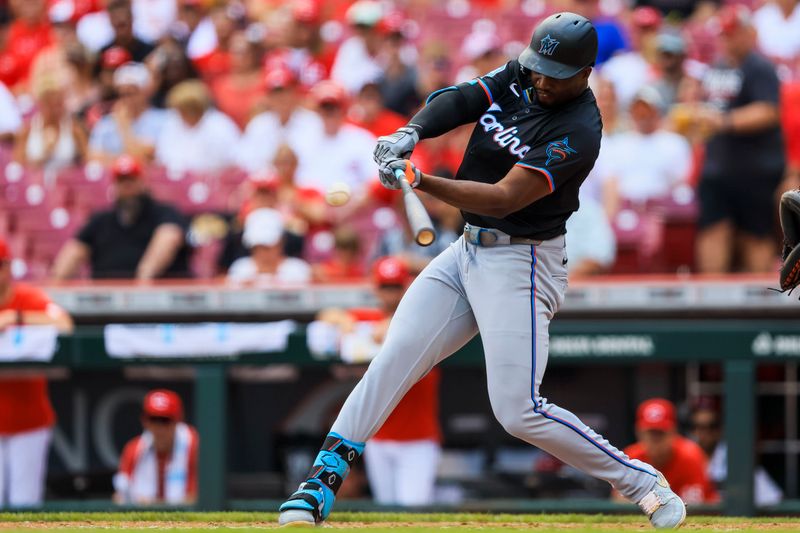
<box><xmin>518</xmin><ymin>12</ymin><xmax>598</xmax><ymax>79</ymax></box>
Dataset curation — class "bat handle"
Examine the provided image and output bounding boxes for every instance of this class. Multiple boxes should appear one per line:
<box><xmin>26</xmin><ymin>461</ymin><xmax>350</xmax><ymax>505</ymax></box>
<box><xmin>393</xmin><ymin>167</ymin><xmax>436</xmax><ymax>247</ymax></box>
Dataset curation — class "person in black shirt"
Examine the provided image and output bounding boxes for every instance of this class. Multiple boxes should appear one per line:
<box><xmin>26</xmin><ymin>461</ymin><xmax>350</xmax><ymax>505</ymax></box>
<box><xmin>52</xmin><ymin>155</ymin><xmax>189</xmax><ymax>280</ymax></box>
<box><xmin>695</xmin><ymin>5</ymin><xmax>784</xmax><ymax>273</ymax></box>
<box><xmin>95</xmin><ymin>0</ymin><xmax>154</xmax><ymax>75</ymax></box>
<box><xmin>279</xmin><ymin>13</ymin><xmax>685</xmax><ymax>530</ymax></box>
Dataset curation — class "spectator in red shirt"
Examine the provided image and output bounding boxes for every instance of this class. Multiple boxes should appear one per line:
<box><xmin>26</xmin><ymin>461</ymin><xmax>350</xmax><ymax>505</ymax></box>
<box><xmin>313</xmin><ymin>226</ymin><xmax>365</xmax><ymax>282</ymax></box>
<box><xmin>623</xmin><ymin>399</ymin><xmax>718</xmax><ymax>504</ymax></box>
<box><xmin>0</xmin><ymin>237</ymin><xmax>73</xmax><ymax>509</ymax></box>
<box><xmin>114</xmin><ymin>390</ymin><xmax>199</xmax><ymax>505</ymax></box>
<box><xmin>2</xmin><ymin>0</ymin><xmax>54</xmax><ymax>88</ymax></box>
<box><xmin>348</xmin><ymin>82</ymin><xmax>406</xmax><ymax>138</ymax></box>
<box><xmin>211</xmin><ymin>30</ymin><xmax>265</xmax><ymax>129</ymax></box>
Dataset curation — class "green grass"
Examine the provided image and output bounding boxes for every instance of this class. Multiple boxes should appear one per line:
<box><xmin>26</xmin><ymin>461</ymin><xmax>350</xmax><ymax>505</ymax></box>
<box><xmin>0</xmin><ymin>512</ymin><xmax>799</xmax><ymax>532</ymax></box>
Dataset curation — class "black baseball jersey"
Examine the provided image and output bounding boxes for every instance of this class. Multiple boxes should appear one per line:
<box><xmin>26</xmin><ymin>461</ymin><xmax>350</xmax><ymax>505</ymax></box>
<box><xmin>448</xmin><ymin>60</ymin><xmax>602</xmax><ymax>240</ymax></box>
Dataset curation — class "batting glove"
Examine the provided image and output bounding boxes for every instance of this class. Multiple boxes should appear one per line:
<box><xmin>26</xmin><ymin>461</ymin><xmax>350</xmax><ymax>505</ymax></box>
<box><xmin>373</xmin><ymin>126</ymin><xmax>420</xmax><ymax>165</ymax></box>
<box><xmin>378</xmin><ymin>158</ymin><xmax>421</xmax><ymax>190</ymax></box>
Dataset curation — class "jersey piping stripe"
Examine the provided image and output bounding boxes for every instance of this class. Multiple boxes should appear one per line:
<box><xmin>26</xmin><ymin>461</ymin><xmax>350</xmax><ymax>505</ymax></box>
<box><xmin>476</xmin><ymin>79</ymin><xmax>493</xmax><ymax>104</ymax></box>
<box><xmin>528</xmin><ymin>246</ymin><xmax>657</xmax><ymax>478</ymax></box>
<box><xmin>425</xmin><ymin>85</ymin><xmax>457</xmax><ymax>105</ymax></box>
<box><xmin>516</xmin><ymin>163</ymin><xmax>555</xmax><ymax>192</ymax></box>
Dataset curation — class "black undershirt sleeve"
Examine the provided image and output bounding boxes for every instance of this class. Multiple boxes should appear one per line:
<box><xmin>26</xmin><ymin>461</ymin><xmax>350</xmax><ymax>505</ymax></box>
<box><xmin>407</xmin><ymin>82</ymin><xmax>494</xmax><ymax>140</ymax></box>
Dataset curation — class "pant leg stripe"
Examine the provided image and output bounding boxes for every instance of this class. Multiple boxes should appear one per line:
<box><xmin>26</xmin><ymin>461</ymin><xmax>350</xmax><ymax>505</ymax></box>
<box><xmin>528</xmin><ymin>245</ymin><xmax>656</xmax><ymax>478</ymax></box>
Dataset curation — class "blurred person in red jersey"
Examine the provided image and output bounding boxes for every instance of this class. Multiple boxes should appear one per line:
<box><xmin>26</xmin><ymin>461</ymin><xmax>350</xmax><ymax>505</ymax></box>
<box><xmin>210</xmin><ymin>30</ymin><xmax>265</xmax><ymax>129</ymax></box>
<box><xmin>88</xmin><ymin>61</ymin><xmax>166</xmax><ymax>164</ymax></box>
<box><xmin>348</xmin><ymin>82</ymin><xmax>406</xmax><ymax>138</ymax></box>
<box><xmin>294</xmin><ymin>81</ymin><xmax>375</xmax><ymax>194</ymax></box>
<box><xmin>226</xmin><ymin>208</ymin><xmax>312</xmax><ymax>285</ymax></box>
<box><xmin>330</xmin><ymin>0</ymin><xmax>387</xmax><ymax>95</ymax></box>
<box><xmin>313</xmin><ymin>226</ymin><xmax>365</xmax><ymax>282</ymax></box>
<box><xmin>1</xmin><ymin>0</ymin><xmax>54</xmax><ymax>89</ymax></box>
<box><xmin>190</xmin><ymin>2</ymin><xmax>242</xmax><ymax>82</ymax></box>
<box><xmin>623</xmin><ymin>399</ymin><xmax>718</xmax><ymax>505</ymax></box>
<box><xmin>114</xmin><ymin>390</ymin><xmax>198</xmax><ymax>506</ymax></box>
<box><xmin>52</xmin><ymin>155</ymin><xmax>190</xmax><ymax>280</ymax></box>
<box><xmin>694</xmin><ymin>6</ymin><xmax>784</xmax><ymax>273</ymax></box>
<box><xmin>779</xmin><ymin>81</ymin><xmax>800</xmax><ymax>194</ymax></box>
<box><xmin>235</xmin><ymin>66</ymin><xmax>323</xmax><ymax>174</ymax></box>
<box><xmin>600</xmin><ymin>6</ymin><xmax>662</xmax><ymax>109</ymax></box>
<box><xmin>690</xmin><ymin>401</ymin><xmax>782</xmax><ymax>506</ymax></box>
<box><xmin>317</xmin><ymin>257</ymin><xmax>442</xmax><ymax>505</ymax></box>
<box><xmin>12</xmin><ymin>75</ymin><xmax>88</xmax><ymax>172</ymax></box>
<box><xmin>261</xmin><ymin>0</ymin><xmax>330</xmax><ymax>90</ymax></box>
<box><xmin>0</xmin><ymin>238</ymin><xmax>73</xmax><ymax>509</ymax></box>
<box><xmin>156</xmin><ymin>79</ymin><xmax>240</xmax><ymax>175</ymax></box>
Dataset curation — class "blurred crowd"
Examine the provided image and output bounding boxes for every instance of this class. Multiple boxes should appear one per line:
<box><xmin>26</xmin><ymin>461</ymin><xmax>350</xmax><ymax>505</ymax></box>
<box><xmin>0</xmin><ymin>0</ymin><xmax>799</xmax><ymax>282</ymax></box>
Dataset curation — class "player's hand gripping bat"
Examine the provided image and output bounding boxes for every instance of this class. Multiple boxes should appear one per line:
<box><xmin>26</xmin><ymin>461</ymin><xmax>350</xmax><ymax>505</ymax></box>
<box><xmin>393</xmin><ymin>167</ymin><xmax>436</xmax><ymax>247</ymax></box>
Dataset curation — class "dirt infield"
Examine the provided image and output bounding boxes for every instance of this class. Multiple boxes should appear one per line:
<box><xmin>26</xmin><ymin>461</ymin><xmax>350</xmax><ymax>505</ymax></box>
<box><xmin>1</xmin><ymin>513</ymin><xmax>799</xmax><ymax>532</ymax></box>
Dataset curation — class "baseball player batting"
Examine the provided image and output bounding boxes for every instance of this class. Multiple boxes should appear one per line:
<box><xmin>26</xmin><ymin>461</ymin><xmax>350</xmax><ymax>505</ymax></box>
<box><xmin>280</xmin><ymin>13</ymin><xmax>686</xmax><ymax>529</ymax></box>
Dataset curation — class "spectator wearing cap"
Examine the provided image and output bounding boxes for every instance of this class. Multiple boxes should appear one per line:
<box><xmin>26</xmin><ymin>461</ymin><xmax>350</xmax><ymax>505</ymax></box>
<box><xmin>226</xmin><ymin>208</ymin><xmax>312</xmax><ymax>285</ymax></box>
<box><xmin>689</xmin><ymin>402</ymin><xmax>782</xmax><ymax>506</ymax></box>
<box><xmin>454</xmin><ymin>26</ymin><xmax>507</xmax><ymax>84</ymax></box>
<box><xmin>313</xmin><ymin>226</ymin><xmax>365</xmax><ymax>282</ymax></box>
<box><xmin>13</xmin><ymin>74</ymin><xmax>88</xmax><ymax>172</ymax></box>
<box><xmin>221</xmin><ymin>145</ymin><xmax>327</xmax><ymax>269</ymax></box>
<box><xmin>753</xmin><ymin>0</ymin><xmax>800</xmax><ymax>62</ymax></box>
<box><xmin>331</xmin><ymin>0</ymin><xmax>387</xmax><ymax>94</ymax></box>
<box><xmin>600</xmin><ymin>6</ymin><xmax>662</xmax><ymax>109</ymax></box>
<box><xmin>1</xmin><ymin>0</ymin><xmax>54</xmax><ymax>89</ymax></box>
<box><xmin>623</xmin><ymin>398</ymin><xmax>717</xmax><ymax>504</ymax></box>
<box><xmin>80</xmin><ymin>0</ymin><xmax>154</xmax><ymax>61</ymax></box>
<box><xmin>210</xmin><ymin>30</ymin><xmax>265</xmax><ymax>129</ymax></box>
<box><xmin>235</xmin><ymin>66</ymin><xmax>323</xmax><ymax>174</ymax></box>
<box><xmin>52</xmin><ymin>155</ymin><xmax>190</xmax><ymax>280</ymax></box>
<box><xmin>89</xmin><ymin>61</ymin><xmax>166</xmax><ymax>163</ymax></box>
<box><xmin>598</xmin><ymin>86</ymin><xmax>692</xmax><ymax>219</ymax></box>
<box><xmin>113</xmin><ymin>390</ymin><xmax>198</xmax><ymax>505</ymax></box>
<box><xmin>316</xmin><ymin>257</ymin><xmax>442</xmax><ymax>505</ymax></box>
<box><xmin>694</xmin><ymin>6</ymin><xmax>784</xmax><ymax>273</ymax></box>
<box><xmin>155</xmin><ymin>79</ymin><xmax>240</xmax><ymax>175</ymax></box>
<box><xmin>651</xmin><ymin>32</ymin><xmax>688</xmax><ymax>109</ymax></box>
<box><xmin>0</xmin><ymin>237</ymin><xmax>73</xmax><ymax>508</ymax></box>
<box><xmin>294</xmin><ymin>81</ymin><xmax>376</xmax><ymax>194</ymax></box>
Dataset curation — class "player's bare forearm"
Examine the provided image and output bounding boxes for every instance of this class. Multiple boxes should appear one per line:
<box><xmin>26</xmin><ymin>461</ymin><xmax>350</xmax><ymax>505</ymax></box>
<box><xmin>417</xmin><ymin>166</ymin><xmax>552</xmax><ymax>218</ymax></box>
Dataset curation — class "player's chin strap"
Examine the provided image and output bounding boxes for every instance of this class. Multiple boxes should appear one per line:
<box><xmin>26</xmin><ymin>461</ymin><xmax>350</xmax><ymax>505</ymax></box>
<box><xmin>281</xmin><ymin>432</ymin><xmax>365</xmax><ymax>522</ymax></box>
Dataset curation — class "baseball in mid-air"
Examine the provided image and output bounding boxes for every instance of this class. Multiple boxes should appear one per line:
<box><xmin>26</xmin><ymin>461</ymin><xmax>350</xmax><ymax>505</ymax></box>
<box><xmin>325</xmin><ymin>181</ymin><xmax>351</xmax><ymax>206</ymax></box>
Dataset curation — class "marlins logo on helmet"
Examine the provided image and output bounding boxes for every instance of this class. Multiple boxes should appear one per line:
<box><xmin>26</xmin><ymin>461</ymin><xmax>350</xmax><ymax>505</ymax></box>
<box><xmin>538</xmin><ymin>34</ymin><xmax>560</xmax><ymax>56</ymax></box>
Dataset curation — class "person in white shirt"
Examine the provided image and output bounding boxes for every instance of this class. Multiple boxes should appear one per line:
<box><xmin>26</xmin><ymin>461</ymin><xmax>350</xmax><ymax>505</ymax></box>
<box><xmin>330</xmin><ymin>0</ymin><xmax>386</xmax><ymax>94</ymax></box>
<box><xmin>0</xmin><ymin>81</ymin><xmax>22</xmax><ymax>143</ymax></box>
<box><xmin>156</xmin><ymin>79</ymin><xmax>240</xmax><ymax>176</ymax></box>
<box><xmin>565</xmin><ymin>193</ymin><xmax>617</xmax><ymax>278</ymax></box>
<box><xmin>227</xmin><ymin>208</ymin><xmax>312</xmax><ymax>285</ymax></box>
<box><xmin>235</xmin><ymin>67</ymin><xmax>323</xmax><ymax>174</ymax></box>
<box><xmin>753</xmin><ymin>0</ymin><xmax>800</xmax><ymax>61</ymax></box>
<box><xmin>600</xmin><ymin>86</ymin><xmax>692</xmax><ymax>218</ymax></box>
<box><xmin>293</xmin><ymin>81</ymin><xmax>376</xmax><ymax>195</ymax></box>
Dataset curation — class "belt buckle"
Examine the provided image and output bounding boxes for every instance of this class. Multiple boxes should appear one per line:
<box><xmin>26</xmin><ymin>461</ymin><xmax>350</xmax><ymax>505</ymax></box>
<box><xmin>477</xmin><ymin>228</ymin><xmax>498</xmax><ymax>246</ymax></box>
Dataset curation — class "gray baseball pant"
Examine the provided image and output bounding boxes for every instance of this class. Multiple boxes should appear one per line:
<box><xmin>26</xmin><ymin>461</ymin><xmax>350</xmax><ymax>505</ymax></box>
<box><xmin>331</xmin><ymin>233</ymin><xmax>658</xmax><ymax>502</ymax></box>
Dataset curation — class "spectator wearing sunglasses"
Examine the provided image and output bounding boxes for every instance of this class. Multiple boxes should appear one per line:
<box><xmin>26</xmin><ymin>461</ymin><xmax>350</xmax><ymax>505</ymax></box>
<box><xmin>113</xmin><ymin>390</ymin><xmax>198</xmax><ymax>505</ymax></box>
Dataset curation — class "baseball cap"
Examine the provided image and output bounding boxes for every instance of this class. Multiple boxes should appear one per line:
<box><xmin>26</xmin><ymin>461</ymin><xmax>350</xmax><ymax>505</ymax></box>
<box><xmin>113</xmin><ymin>61</ymin><xmax>151</xmax><ymax>88</ymax></box>
<box><xmin>632</xmin><ymin>6</ymin><xmax>662</xmax><ymax>30</ymax></box>
<box><xmin>346</xmin><ymin>0</ymin><xmax>383</xmax><ymax>27</ymax></box>
<box><xmin>311</xmin><ymin>80</ymin><xmax>348</xmax><ymax>107</ymax></box>
<box><xmin>248</xmin><ymin>171</ymin><xmax>279</xmax><ymax>191</ymax></box>
<box><xmin>636</xmin><ymin>398</ymin><xmax>677</xmax><ymax>432</ymax></box>
<box><xmin>462</xmin><ymin>30</ymin><xmax>502</xmax><ymax>61</ymax></box>
<box><xmin>49</xmin><ymin>0</ymin><xmax>75</xmax><ymax>24</ymax></box>
<box><xmin>243</xmin><ymin>208</ymin><xmax>284</xmax><ymax>248</ymax></box>
<box><xmin>264</xmin><ymin>66</ymin><xmax>297</xmax><ymax>91</ymax></box>
<box><xmin>718</xmin><ymin>5</ymin><xmax>752</xmax><ymax>35</ymax></box>
<box><xmin>631</xmin><ymin>85</ymin><xmax>666</xmax><ymax>114</ymax></box>
<box><xmin>101</xmin><ymin>46</ymin><xmax>132</xmax><ymax>70</ymax></box>
<box><xmin>373</xmin><ymin>256</ymin><xmax>410</xmax><ymax>286</ymax></box>
<box><xmin>143</xmin><ymin>389</ymin><xmax>183</xmax><ymax>421</ymax></box>
<box><xmin>112</xmin><ymin>154</ymin><xmax>142</xmax><ymax>179</ymax></box>
<box><xmin>0</xmin><ymin>237</ymin><xmax>11</xmax><ymax>262</ymax></box>
<box><xmin>291</xmin><ymin>0</ymin><xmax>319</xmax><ymax>23</ymax></box>
<box><xmin>656</xmin><ymin>32</ymin><xmax>686</xmax><ymax>55</ymax></box>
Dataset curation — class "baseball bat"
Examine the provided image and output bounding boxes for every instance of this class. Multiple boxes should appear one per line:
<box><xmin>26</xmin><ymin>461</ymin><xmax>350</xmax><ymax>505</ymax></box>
<box><xmin>393</xmin><ymin>167</ymin><xmax>436</xmax><ymax>247</ymax></box>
